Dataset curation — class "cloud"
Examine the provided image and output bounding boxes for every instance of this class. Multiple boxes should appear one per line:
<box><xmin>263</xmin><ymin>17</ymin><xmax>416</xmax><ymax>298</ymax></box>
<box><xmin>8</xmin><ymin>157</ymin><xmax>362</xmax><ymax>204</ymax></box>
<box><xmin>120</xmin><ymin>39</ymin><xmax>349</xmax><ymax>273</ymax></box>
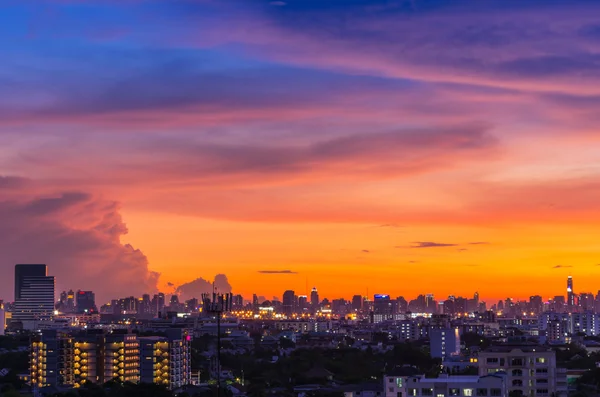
<box><xmin>379</xmin><ymin>223</ymin><xmax>401</xmax><ymax>228</ymax></box>
<box><xmin>175</xmin><ymin>274</ymin><xmax>232</xmax><ymax>298</ymax></box>
<box><xmin>408</xmin><ymin>242</ymin><xmax>459</xmax><ymax>248</ymax></box>
<box><xmin>468</xmin><ymin>242</ymin><xmax>490</xmax><ymax>245</ymax></box>
<box><xmin>0</xmin><ymin>185</ymin><xmax>159</xmax><ymax>303</ymax></box>
<box><xmin>167</xmin><ymin>282</ymin><xmax>174</xmax><ymax>287</ymax></box>
<box><xmin>457</xmin><ymin>248</ymin><xmax>468</xmax><ymax>252</ymax></box>
<box><xmin>0</xmin><ymin>176</ymin><xmax>30</xmax><ymax>189</ymax></box>
<box><xmin>362</xmin><ymin>249</ymin><xmax>370</xmax><ymax>253</ymax></box>
<box><xmin>552</xmin><ymin>265</ymin><xmax>573</xmax><ymax>269</ymax></box>
<box><xmin>258</xmin><ymin>270</ymin><xmax>298</xmax><ymax>274</ymax></box>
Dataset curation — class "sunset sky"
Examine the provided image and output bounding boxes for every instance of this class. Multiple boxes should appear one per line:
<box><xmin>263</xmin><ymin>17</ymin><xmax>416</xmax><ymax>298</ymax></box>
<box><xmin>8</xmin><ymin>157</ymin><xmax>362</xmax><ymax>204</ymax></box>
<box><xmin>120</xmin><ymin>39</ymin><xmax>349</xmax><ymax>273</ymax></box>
<box><xmin>2</xmin><ymin>0</ymin><xmax>600</xmax><ymax>304</ymax></box>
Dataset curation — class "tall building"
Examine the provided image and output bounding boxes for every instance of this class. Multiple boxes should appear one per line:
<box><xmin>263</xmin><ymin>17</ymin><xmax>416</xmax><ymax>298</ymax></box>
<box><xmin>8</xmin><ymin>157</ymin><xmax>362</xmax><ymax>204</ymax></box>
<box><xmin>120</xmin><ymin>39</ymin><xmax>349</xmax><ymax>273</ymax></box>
<box><xmin>139</xmin><ymin>328</ymin><xmax>191</xmax><ymax>389</ymax></box>
<box><xmin>282</xmin><ymin>290</ymin><xmax>296</xmax><ymax>316</ymax></box>
<box><xmin>76</xmin><ymin>291</ymin><xmax>97</xmax><ymax>313</ymax></box>
<box><xmin>31</xmin><ymin>329</ymin><xmax>187</xmax><ymax>390</ymax></box>
<box><xmin>351</xmin><ymin>295</ymin><xmax>362</xmax><ymax>311</ymax></box>
<box><xmin>13</xmin><ymin>264</ymin><xmax>55</xmax><ymax>329</ymax></box>
<box><xmin>429</xmin><ymin>327</ymin><xmax>460</xmax><ymax>359</ymax></box>
<box><xmin>567</xmin><ymin>276</ymin><xmax>575</xmax><ymax>307</ymax></box>
<box><xmin>0</xmin><ymin>303</ymin><xmax>4</xmax><ymax>336</ymax></box>
<box><xmin>310</xmin><ymin>287</ymin><xmax>319</xmax><ymax>310</ymax></box>
<box><xmin>374</xmin><ymin>294</ymin><xmax>393</xmax><ymax>318</ymax></box>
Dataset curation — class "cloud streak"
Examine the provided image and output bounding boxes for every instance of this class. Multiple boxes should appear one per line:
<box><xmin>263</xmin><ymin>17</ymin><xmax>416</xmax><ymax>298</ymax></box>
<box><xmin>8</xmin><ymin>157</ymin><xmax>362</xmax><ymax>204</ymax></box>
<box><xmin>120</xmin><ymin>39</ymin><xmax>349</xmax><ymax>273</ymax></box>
<box><xmin>258</xmin><ymin>270</ymin><xmax>298</xmax><ymax>274</ymax></box>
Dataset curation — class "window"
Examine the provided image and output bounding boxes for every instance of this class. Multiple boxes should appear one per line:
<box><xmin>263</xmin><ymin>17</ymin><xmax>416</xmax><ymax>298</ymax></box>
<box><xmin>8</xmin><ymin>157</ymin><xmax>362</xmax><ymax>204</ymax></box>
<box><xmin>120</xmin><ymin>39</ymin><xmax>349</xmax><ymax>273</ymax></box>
<box><xmin>536</xmin><ymin>379</ymin><xmax>548</xmax><ymax>384</ymax></box>
<box><xmin>398</xmin><ymin>393</ymin><xmax>403</xmax><ymax>397</ymax></box>
<box><xmin>536</xmin><ymin>390</ymin><xmax>549</xmax><ymax>396</ymax></box>
<box><xmin>512</xmin><ymin>380</ymin><xmax>523</xmax><ymax>387</ymax></box>
<box><xmin>390</xmin><ymin>388</ymin><xmax>396</xmax><ymax>392</ymax></box>
<box><xmin>487</xmin><ymin>369</ymin><xmax>498</xmax><ymax>375</ymax></box>
<box><xmin>390</xmin><ymin>378</ymin><xmax>394</xmax><ymax>383</ymax></box>
<box><xmin>450</xmin><ymin>389</ymin><xmax>460</xmax><ymax>396</ymax></box>
<box><xmin>476</xmin><ymin>389</ymin><xmax>488</xmax><ymax>396</ymax></box>
<box><xmin>512</xmin><ymin>369</ymin><xmax>523</xmax><ymax>377</ymax></box>
<box><xmin>490</xmin><ymin>390</ymin><xmax>501</xmax><ymax>397</ymax></box>
<box><xmin>486</xmin><ymin>358</ymin><xmax>499</xmax><ymax>364</ymax></box>
<box><xmin>536</xmin><ymin>358</ymin><xmax>546</xmax><ymax>364</ymax></box>
<box><xmin>463</xmin><ymin>389</ymin><xmax>473</xmax><ymax>396</ymax></box>
<box><xmin>422</xmin><ymin>389</ymin><xmax>433</xmax><ymax>396</ymax></box>
<box><xmin>409</xmin><ymin>389</ymin><xmax>417</xmax><ymax>396</ymax></box>
<box><xmin>536</xmin><ymin>369</ymin><xmax>548</xmax><ymax>374</ymax></box>
<box><xmin>510</xmin><ymin>359</ymin><xmax>524</xmax><ymax>366</ymax></box>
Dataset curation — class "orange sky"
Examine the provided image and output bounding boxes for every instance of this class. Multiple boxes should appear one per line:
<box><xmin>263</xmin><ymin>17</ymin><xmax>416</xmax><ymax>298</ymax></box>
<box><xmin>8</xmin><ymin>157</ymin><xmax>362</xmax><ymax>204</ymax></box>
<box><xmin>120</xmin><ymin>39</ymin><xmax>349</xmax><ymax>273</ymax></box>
<box><xmin>2</xmin><ymin>0</ymin><xmax>600</xmax><ymax>304</ymax></box>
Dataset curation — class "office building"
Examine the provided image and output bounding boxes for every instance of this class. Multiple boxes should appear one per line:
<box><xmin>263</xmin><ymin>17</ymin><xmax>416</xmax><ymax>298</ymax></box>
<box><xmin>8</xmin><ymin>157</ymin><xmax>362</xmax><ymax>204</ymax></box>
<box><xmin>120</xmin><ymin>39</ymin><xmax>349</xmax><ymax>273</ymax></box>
<box><xmin>567</xmin><ymin>276</ymin><xmax>575</xmax><ymax>308</ymax></box>
<box><xmin>282</xmin><ymin>290</ymin><xmax>296</xmax><ymax>316</ymax></box>
<box><xmin>478</xmin><ymin>346</ymin><xmax>567</xmax><ymax>397</ymax></box>
<box><xmin>384</xmin><ymin>372</ymin><xmax>508</xmax><ymax>397</ymax></box>
<box><xmin>352</xmin><ymin>295</ymin><xmax>362</xmax><ymax>311</ymax></box>
<box><xmin>311</xmin><ymin>287</ymin><xmax>320</xmax><ymax>310</ymax></box>
<box><xmin>430</xmin><ymin>327</ymin><xmax>460</xmax><ymax>359</ymax></box>
<box><xmin>374</xmin><ymin>294</ymin><xmax>393</xmax><ymax>315</ymax></box>
<box><xmin>13</xmin><ymin>264</ymin><xmax>55</xmax><ymax>329</ymax></box>
<box><xmin>139</xmin><ymin>328</ymin><xmax>191</xmax><ymax>389</ymax></box>
<box><xmin>76</xmin><ymin>290</ymin><xmax>97</xmax><ymax>313</ymax></box>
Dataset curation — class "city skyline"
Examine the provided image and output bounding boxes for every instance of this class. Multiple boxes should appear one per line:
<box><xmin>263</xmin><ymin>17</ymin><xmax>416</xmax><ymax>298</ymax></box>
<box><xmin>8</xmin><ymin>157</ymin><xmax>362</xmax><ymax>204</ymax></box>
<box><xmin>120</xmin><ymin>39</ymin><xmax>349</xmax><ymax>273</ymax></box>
<box><xmin>3</xmin><ymin>1</ymin><xmax>600</xmax><ymax>302</ymax></box>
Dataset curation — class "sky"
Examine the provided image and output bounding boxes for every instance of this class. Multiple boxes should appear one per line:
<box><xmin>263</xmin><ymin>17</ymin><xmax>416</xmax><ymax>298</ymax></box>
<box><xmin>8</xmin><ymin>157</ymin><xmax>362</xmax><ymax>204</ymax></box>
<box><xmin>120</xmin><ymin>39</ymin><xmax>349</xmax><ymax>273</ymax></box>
<box><xmin>1</xmin><ymin>0</ymin><xmax>600</xmax><ymax>304</ymax></box>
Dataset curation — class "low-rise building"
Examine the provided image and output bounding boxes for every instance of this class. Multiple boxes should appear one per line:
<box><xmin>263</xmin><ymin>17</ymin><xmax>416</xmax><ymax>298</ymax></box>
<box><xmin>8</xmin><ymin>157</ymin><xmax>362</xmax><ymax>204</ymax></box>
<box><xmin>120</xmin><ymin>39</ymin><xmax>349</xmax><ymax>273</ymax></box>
<box><xmin>384</xmin><ymin>373</ymin><xmax>507</xmax><ymax>397</ymax></box>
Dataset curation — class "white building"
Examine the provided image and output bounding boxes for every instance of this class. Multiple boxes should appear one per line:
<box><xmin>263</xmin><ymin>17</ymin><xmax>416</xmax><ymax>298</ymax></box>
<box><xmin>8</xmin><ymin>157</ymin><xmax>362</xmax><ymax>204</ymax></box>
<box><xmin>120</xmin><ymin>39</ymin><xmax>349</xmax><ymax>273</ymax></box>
<box><xmin>430</xmin><ymin>328</ymin><xmax>461</xmax><ymax>359</ymax></box>
<box><xmin>384</xmin><ymin>373</ymin><xmax>507</xmax><ymax>397</ymax></box>
<box><xmin>478</xmin><ymin>346</ymin><xmax>567</xmax><ymax>397</ymax></box>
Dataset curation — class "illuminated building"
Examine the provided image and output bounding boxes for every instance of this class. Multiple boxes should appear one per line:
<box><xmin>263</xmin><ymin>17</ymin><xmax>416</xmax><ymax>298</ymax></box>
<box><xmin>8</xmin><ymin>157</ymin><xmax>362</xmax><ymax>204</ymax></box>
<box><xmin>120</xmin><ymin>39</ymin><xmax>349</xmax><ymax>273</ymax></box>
<box><xmin>429</xmin><ymin>327</ymin><xmax>460</xmax><ymax>359</ymax></box>
<box><xmin>478</xmin><ymin>346</ymin><xmax>567</xmax><ymax>397</ymax></box>
<box><xmin>103</xmin><ymin>331</ymin><xmax>140</xmax><ymax>384</ymax></box>
<box><xmin>139</xmin><ymin>329</ymin><xmax>191</xmax><ymax>389</ymax></box>
<box><xmin>30</xmin><ymin>330</ymin><xmax>61</xmax><ymax>389</ymax></box>
<box><xmin>30</xmin><ymin>330</ymin><xmax>150</xmax><ymax>389</ymax></box>
<box><xmin>384</xmin><ymin>372</ymin><xmax>508</xmax><ymax>397</ymax></box>
<box><xmin>310</xmin><ymin>287</ymin><xmax>319</xmax><ymax>311</ymax></box>
<box><xmin>76</xmin><ymin>291</ymin><xmax>97</xmax><ymax>314</ymax></box>
<box><xmin>567</xmin><ymin>276</ymin><xmax>575</xmax><ymax>308</ymax></box>
<box><xmin>282</xmin><ymin>290</ymin><xmax>296</xmax><ymax>316</ymax></box>
<box><xmin>0</xmin><ymin>303</ymin><xmax>4</xmax><ymax>335</ymax></box>
<box><xmin>13</xmin><ymin>264</ymin><xmax>55</xmax><ymax>329</ymax></box>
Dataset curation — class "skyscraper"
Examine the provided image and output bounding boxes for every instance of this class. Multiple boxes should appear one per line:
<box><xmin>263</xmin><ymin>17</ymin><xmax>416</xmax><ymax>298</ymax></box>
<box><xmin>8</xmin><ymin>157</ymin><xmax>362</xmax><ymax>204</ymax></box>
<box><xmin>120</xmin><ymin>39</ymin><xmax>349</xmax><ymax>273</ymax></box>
<box><xmin>310</xmin><ymin>287</ymin><xmax>319</xmax><ymax>310</ymax></box>
<box><xmin>76</xmin><ymin>290</ymin><xmax>97</xmax><ymax>313</ymax></box>
<box><xmin>13</xmin><ymin>264</ymin><xmax>55</xmax><ymax>329</ymax></box>
<box><xmin>567</xmin><ymin>276</ymin><xmax>575</xmax><ymax>307</ymax></box>
<box><xmin>282</xmin><ymin>290</ymin><xmax>295</xmax><ymax>315</ymax></box>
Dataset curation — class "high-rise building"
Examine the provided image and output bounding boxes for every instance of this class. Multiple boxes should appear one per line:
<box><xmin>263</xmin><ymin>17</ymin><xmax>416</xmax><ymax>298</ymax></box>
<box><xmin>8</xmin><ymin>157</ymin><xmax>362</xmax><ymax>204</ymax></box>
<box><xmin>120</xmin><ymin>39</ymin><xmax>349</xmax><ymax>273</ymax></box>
<box><xmin>310</xmin><ymin>287</ymin><xmax>319</xmax><ymax>310</ymax></box>
<box><xmin>282</xmin><ymin>290</ymin><xmax>296</xmax><ymax>316</ymax></box>
<box><xmin>429</xmin><ymin>327</ymin><xmax>460</xmax><ymax>359</ymax></box>
<box><xmin>0</xmin><ymin>303</ymin><xmax>5</xmax><ymax>336</ymax></box>
<box><xmin>31</xmin><ymin>329</ymin><xmax>188</xmax><ymax>389</ymax></box>
<box><xmin>139</xmin><ymin>328</ymin><xmax>191</xmax><ymax>389</ymax></box>
<box><xmin>351</xmin><ymin>295</ymin><xmax>362</xmax><ymax>311</ymax></box>
<box><xmin>374</xmin><ymin>294</ymin><xmax>392</xmax><ymax>315</ymax></box>
<box><xmin>76</xmin><ymin>291</ymin><xmax>97</xmax><ymax>313</ymax></box>
<box><xmin>13</xmin><ymin>264</ymin><xmax>55</xmax><ymax>329</ymax></box>
<box><xmin>567</xmin><ymin>276</ymin><xmax>575</xmax><ymax>307</ymax></box>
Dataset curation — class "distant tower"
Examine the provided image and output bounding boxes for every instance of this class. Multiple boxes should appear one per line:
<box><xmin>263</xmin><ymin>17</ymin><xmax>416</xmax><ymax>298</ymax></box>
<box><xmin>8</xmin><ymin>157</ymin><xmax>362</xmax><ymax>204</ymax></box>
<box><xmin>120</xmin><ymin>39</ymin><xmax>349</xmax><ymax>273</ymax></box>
<box><xmin>567</xmin><ymin>276</ymin><xmax>575</xmax><ymax>307</ymax></box>
<box><xmin>310</xmin><ymin>287</ymin><xmax>319</xmax><ymax>310</ymax></box>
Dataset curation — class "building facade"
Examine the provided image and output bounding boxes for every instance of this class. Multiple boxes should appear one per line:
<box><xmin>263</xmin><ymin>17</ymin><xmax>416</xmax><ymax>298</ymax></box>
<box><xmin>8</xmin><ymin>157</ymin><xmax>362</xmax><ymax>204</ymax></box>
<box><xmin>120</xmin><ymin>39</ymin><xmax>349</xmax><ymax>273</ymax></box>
<box><xmin>384</xmin><ymin>373</ymin><xmax>507</xmax><ymax>397</ymax></box>
<box><xmin>478</xmin><ymin>346</ymin><xmax>567</xmax><ymax>397</ymax></box>
<box><xmin>13</xmin><ymin>264</ymin><xmax>55</xmax><ymax>329</ymax></box>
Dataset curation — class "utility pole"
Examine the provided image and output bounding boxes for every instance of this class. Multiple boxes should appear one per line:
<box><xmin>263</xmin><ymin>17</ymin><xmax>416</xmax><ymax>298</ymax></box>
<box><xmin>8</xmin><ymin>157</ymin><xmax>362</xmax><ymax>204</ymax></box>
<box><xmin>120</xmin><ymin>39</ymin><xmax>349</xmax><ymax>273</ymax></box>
<box><xmin>202</xmin><ymin>288</ymin><xmax>232</xmax><ymax>397</ymax></box>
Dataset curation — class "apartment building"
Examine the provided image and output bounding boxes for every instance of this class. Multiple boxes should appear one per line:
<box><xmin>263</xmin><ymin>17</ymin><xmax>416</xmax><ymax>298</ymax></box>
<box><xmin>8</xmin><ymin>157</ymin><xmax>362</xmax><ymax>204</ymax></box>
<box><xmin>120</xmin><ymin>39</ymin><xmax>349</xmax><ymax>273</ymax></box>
<box><xmin>384</xmin><ymin>373</ymin><xmax>507</xmax><ymax>397</ymax></box>
<box><xmin>478</xmin><ymin>346</ymin><xmax>567</xmax><ymax>397</ymax></box>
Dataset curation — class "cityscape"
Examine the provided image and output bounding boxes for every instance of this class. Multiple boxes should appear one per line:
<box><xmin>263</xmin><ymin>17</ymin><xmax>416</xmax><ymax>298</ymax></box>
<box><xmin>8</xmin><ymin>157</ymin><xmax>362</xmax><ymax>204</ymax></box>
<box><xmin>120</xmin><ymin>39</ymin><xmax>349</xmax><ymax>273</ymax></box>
<box><xmin>1</xmin><ymin>265</ymin><xmax>600</xmax><ymax>397</ymax></box>
<box><xmin>3</xmin><ymin>1</ymin><xmax>600</xmax><ymax>397</ymax></box>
